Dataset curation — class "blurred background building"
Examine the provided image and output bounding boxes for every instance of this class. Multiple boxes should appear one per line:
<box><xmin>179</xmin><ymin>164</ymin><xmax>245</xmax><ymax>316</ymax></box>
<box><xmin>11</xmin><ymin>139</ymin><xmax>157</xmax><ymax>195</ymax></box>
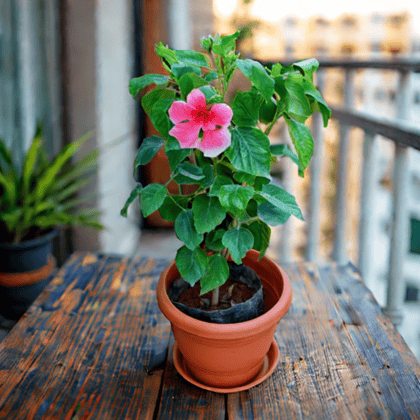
<box><xmin>0</xmin><ymin>0</ymin><xmax>419</xmax><ymax>357</ymax></box>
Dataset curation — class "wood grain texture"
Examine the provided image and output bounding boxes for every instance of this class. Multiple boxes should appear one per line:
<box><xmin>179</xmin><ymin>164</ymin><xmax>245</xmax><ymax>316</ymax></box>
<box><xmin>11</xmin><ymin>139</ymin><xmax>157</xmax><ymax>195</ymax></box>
<box><xmin>0</xmin><ymin>255</ymin><xmax>419</xmax><ymax>419</ymax></box>
<box><xmin>227</xmin><ymin>262</ymin><xmax>420</xmax><ymax>419</ymax></box>
<box><xmin>0</xmin><ymin>253</ymin><xmax>171</xmax><ymax>420</ymax></box>
<box><xmin>156</xmin><ymin>336</ymin><xmax>226</xmax><ymax>420</ymax></box>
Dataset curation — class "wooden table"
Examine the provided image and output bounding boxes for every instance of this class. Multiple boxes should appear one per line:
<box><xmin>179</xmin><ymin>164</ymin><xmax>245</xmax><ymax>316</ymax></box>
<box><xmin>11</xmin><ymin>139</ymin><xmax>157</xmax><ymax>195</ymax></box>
<box><xmin>0</xmin><ymin>253</ymin><xmax>419</xmax><ymax>419</ymax></box>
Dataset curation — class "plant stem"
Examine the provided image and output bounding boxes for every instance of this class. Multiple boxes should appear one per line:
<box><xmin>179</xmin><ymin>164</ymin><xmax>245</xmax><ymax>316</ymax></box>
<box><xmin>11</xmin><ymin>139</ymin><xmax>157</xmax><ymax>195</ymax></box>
<box><xmin>264</xmin><ymin>111</ymin><xmax>281</xmax><ymax>136</ymax></box>
<box><xmin>190</xmin><ymin>150</ymin><xmax>197</xmax><ymax>166</ymax></box>
<box><xmin>221</xmin><ymin>247</ymin><xmax>230</xmax><ymax>259</ymax></box>
<box><xmin>211</xmin><ymin>287</ymin><xmax>219</xmax><ymax>307</ymax></box>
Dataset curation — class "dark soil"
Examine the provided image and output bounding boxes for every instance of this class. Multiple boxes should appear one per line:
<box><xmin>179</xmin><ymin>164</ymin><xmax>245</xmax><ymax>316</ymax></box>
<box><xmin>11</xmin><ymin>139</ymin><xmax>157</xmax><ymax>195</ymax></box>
<box><xmin>177</xmin><ymin>279</ymin><xmax>256</xmax><ymax>311</ymax></box>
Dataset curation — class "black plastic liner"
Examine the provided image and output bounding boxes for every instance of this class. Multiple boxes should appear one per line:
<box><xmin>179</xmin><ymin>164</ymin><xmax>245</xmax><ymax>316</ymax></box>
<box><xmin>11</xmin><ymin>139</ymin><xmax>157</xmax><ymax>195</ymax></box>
<box><xmin>168</xmin><ymin>262</ymin><xmax>263</xmax><ymax>324</ymax></box>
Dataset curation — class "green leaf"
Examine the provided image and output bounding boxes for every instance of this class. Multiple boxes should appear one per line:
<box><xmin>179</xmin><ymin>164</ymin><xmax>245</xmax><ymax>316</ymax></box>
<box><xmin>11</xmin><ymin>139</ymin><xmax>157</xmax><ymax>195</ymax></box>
<box><xmin>274</xmin><ymin>76</ymin><xmax>287</xmax><ymax>101</ymax></box>
<box><xmin>141</xmin><ymin>88</ymin><xmax>176</xmax><ymax>115</ymax></box>
<box><xmin>219</xmin><ymin>185</ymin><xmax>254</xmax><ymax>216</ymax></box>
<box><xmin>200</xmin><ymin>35</ymin><xmax>213</xmax><ymax>52</ymax></box>
<box><xmin>155</xmin><ymin>42</ymin><xmax>178</xmax><ymax>66</ymax></box>
<box><xmin>35</xmin><ymin>133</ymin><xmax>90</xmax><ymax>203</ymax></box>
<box><xmin>134</xmin><ymin>136</ymin><xmax>165</xmax><ymax>168</ymax></box>
<box><xmin>270</xmin><ymin>144</ymin><xmax>304</xmax><ymax>177</ymax></box>
<box><xmin>211</xmin><ymin>31</ymin><xmax>241</xmax><ymax>56</ymax></box>
<box><xmin>293</xmin><ymin>58</ymin><xmax>319</xmax><ymax>81</ymax></box>
<box><xmin>258</xmin><ymin>202</ymin><xmax>291</xmax><ymax>226</ymax></box>
<box><xmin>301</xmin><ymin>78</ymin><xmax>331</xmax><ymax>127</ymax></box>
<box><xmin>129</xmin><ymin>74</ymin><xmax>170</xmax><ymax>97</ymax></box>
<box><xmin>175</xmin><ymin>246</ymin><xmax>208</xmax><ymax>286</ymax></box>
<box><xmin>258</xmin><ymin>183</ymin><xmax>304</xmax><ymax>220</ymax></box>
<box><xmin>285</xmin><ymin>75</ymin><xmax>312</xmax><ymax>123</ymax></box>
<box><xmin>75</xmin><ymin>209</ymin><xmax>103</xmax><ymax>227</ymax></box>
<box><xmin>159</xmin><ymin>195</ymin><xmax>189</xmax><ymax>222</ymax></box>
<box><xmin>165</xmin><ymin>137</ymin><xmax>191</xmax><ymax>171</ymax></box>
<box><xmin>270</xmin><ymin>63</ymin><xmax>283</xmax><ymax>77</ymax></box>
<box><xmin>56</xmin><ymin>193</ymin><xmax>98</xmax><ymax>213</ymax></box>
<box><xmin>140</xmin><ymin>183</ymin><xmax>167</xmax><ymax>217</ymax></box>
<box><xmin>150</xmin><ymin>98</ymin><xmax>175</xmax><ymax>139</ymax></box>
<box><xmin>203</xmin><ymin>71</ymin><xmax>218</xmax><ymax>82</ymax></box>
<box><xmin>233</xmin><ymin>171</ymin><xmax>255</xmax><ymax>185</ymax></box>
<box><xmin>53</xmin><ymin>148</ymin><xmax>99</xmax><ymax>191</ymax></box>
<box><xmin>235</xmin><ymin>59</ymin><xmax>275</xmax><ymax>101</ymax></box>
<box><xmin>178</xmin><ymin>73</ymin><xmax>208</xmax><ymax>99</ymax></box>
<box><xmin>246</xmin><ymin>199</ymin><xmax>258</xmax><ymax>217</ymax></box>
<box><xmin>174</xmin><ymin>209</ymin><xmax>203</xmax><ymax>250</ymax></box>
<box><xmin>199</xmin><ymin>85</ymin><xmax>222</xmax><ymax>103</ymax></box>
<box><xmin>173</xmin><ymin>161</ymin><xmax>205</xmax><ymax>184</ymax></box>
<box><xmin>222</xmin><ymin>227</ymin><xmax>254</xmax><ymax>265</ymax></box>
<box><xmin>1</xmin><ymin>208</ymin><xmax>23</xmax><ymax>232</ymax></box>
<box><xmin>120</xmin><ymin>184</ymin><xmax>142</xmax><ymax>217</ymax></box>
<box><xmin>200</xmin><ymin>164</ymin><xmax>215</xmax><ymax>188</ymax></box>
<box><xmin>32</xmin><ymin>213</ymin><xmax>76</xmax><ymax>229</ymax></box>
<box><xmin>22</xmin><ymin>137</ymin><xmax>41</xmax><ymax>197</ymax></box>
<box><xmin>216</xmin><ymin>160</ymin><xmax>234</xmax><ymax>177</ymax></box>
<box><xmin>254</xmin><ymin>176</ymin><xmax>271</xmax><ymax>192</ymax></box>
<box><xmin>226</xmin><ymin>127</ymin><xmax>271</xmax><ymax>178</ymax></box>
<box><xmin>231</xmin><ymin>89</ymin><xmax>263</xmax><ymax>127</ymax></box>
<box><xmin>209</xmin><ymin>174</ymin><xmax>233</xmax><ymax>197</ymax></box>
<box><xmin>192</xmin><ymin>195</ymin><xmax>226</xmax><ymax>234</ymax></box>
<box><xmin>0</xmin><ymin>138</ymin><xmax>13</xmax><ymax>169</ymax></box>
<box><xmin>175</xmin><ymin>50</ymin><xmax>209</xmax><ymax>68</ymax></box>
<box><xmin>56</xmin><ymin>177</ymin><xmax>92</xmax><ymax>202</ymax></box>
<box><xmin>34</xmin><ymin>199</ymin><xmax>55</xmax><ymax>215</ymax></box>
<box><xmin>245</xmin><ymin>220</ymin><xmax>271</xmax><ymax>259</ymax></box>
<box><xmin>200</xmin><ymin>254</ymin><xmax>230</xmax><ymax>295</ymax></box>
<box><xmin>0</xmin><ymin>171</ymin><xmax>16</xmax><ymax>207</ymax></box>
<box><xmin>171</xmin><ymin>63</ymin><xmax>201</xmax><ymax>79</ymax></box>
<box><xmin>284</xmin><ymin>114</ymin><xmax>314</xmax><ymax>170</ymax></box>
<box><xmin>205</xmin><ymin>228</ymin><xmax>226</xmax><ymax>251</ymax></box>
<box><xmin>259</xmin><ymin>99</ymin><xmax>277</xmax><ymax>124</ymax></box>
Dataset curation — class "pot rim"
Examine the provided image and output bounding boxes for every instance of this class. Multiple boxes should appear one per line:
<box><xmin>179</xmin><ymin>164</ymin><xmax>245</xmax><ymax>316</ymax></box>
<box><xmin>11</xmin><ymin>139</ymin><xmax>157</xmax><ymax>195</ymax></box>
<box><xmin>0</xmin><ymin>229</ymin><xmax>58</xmax><ymax>250</ymax></box>
<box><xmin>157</xmin><ymin>249</ymin><xmax>292</xmax><ymax>340</ymax></box>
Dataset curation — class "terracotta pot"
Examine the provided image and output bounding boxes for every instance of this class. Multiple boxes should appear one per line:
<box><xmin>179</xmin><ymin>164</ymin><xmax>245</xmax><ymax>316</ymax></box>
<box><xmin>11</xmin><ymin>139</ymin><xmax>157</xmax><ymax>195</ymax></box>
<box><xmin>156</xmin><ymin>249</ymin><xmax>292</xmax><ymax>389</ymax></box>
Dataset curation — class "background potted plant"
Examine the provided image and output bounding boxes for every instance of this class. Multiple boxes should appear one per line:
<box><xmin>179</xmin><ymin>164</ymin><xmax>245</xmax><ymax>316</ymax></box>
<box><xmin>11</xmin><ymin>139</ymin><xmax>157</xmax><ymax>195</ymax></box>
<box><xmin>0</xmin><ymin>126</ymin><xmax>104</xmax><ymax>320</ymax></box>
<box><xmin>121</xmin><ymin>31</ymin><xmax>330</xmax><ymax>391</ymax></box>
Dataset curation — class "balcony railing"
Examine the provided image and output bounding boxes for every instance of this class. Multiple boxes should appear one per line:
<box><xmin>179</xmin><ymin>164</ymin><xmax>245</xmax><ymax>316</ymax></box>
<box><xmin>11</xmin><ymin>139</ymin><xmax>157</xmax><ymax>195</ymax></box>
<box><xmin>290</xmin><ymin>58</ymin><xmax>420</xmax><ymax>327</ymax></box>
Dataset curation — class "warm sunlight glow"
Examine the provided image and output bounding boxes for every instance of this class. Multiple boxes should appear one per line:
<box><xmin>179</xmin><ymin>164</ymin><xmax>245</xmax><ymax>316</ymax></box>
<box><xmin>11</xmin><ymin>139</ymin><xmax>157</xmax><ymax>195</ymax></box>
<box><xmin>214</xmin><ymin>0</ymin><xmax>239</xmax><ymax>18</ymax></box>
<box><xmin>248</xmin><ymin>0</ymin><xmax>420</xmax><ymax>32</ymax></box>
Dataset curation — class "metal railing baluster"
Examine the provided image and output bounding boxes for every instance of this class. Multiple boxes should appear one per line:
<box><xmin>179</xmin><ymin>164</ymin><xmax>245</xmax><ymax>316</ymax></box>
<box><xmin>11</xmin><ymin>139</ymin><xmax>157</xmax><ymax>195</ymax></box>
<box><xmin>383</xmin><ymin>70</ymin><xmax>412</xmax><ymax>327</ymax></box>
<box><xmin>358</xmin><ymin>131</ymin><xmax>379</xmax><ymax>286</ymax></box>
<box><xmin>306</xmin><ymin>70</ymin><xmax>326</xmax><ymax>262</ymax></box>
<box><xmin>333</xmin><ymin>69</ymin><xmax>355</xmax><ymax>264</ymax></box>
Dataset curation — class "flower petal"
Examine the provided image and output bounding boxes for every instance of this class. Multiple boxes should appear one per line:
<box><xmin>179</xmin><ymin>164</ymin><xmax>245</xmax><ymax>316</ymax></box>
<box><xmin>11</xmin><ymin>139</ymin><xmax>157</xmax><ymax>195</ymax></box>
<box><xmin>168</xmin><ymin>101</ymin><xmax>194</xmax><ymax>124</ymax></box>
<box><xmin>186</xmin><ymin>89</ymin><xmax>206</xmax><ymax>110</ymax></box>
<box><xmin>198</xmin><ymin>127</ymin><xmax>231</xmax><ymax>157</ymax></box>
<box><xmin>207</xmin><ymin>103</ymin><xmax>233</xmax><ymax>128</ymax></box>
<box><xmin>169</xmin><ymin>121</ymin><xmax>201</xmax><ymax>148</ymax></box>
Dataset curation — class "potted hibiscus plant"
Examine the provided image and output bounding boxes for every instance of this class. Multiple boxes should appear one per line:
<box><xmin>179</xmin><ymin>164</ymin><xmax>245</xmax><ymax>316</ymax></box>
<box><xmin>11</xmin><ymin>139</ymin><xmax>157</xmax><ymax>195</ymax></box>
<box><xmin>121</xmin><ymin>31</ymin><xmax>330</xmax><ymax>392</ymax></box>
<box><xmin>0</xmin><ymin>126</ymin><xmax>103</xmax><ymax>320</ymax></box>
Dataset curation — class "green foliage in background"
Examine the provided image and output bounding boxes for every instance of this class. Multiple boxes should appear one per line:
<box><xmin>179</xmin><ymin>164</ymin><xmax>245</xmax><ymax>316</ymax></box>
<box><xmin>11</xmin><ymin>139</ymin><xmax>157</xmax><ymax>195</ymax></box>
<box><xmin>0</xmin><ymin>126</ymin><xmax>104</xmax><ymax>244</ymax></box>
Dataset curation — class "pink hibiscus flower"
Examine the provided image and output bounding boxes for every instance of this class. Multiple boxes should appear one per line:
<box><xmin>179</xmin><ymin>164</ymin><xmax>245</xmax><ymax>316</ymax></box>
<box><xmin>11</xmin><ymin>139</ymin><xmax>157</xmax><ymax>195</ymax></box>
<box><xmin>168</xmin><ymin>89</ymin><xmax>233</xmax><ymax>158</ymax></box>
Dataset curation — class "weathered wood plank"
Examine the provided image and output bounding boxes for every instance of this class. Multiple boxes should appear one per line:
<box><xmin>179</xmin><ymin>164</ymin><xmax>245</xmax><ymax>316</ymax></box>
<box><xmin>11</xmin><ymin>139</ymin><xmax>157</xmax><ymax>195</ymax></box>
<box><xmin>1</xmin><ymin>255</ymin><xmax>420</xmax><ymax>419</ymax></box>
<box><xmin>156</xmin><ymin>335</ymin><xmax>226</xmax><ymax>419</ymax></box>
<box><xmin>227</xmin><ymin>262</ymin><xmax>420</xmax><ymax>419</ymax></box>
<box><xmin>0</xmin><ymin>253</ymin><xmax>171</xmax><ymax>420</ymax></box>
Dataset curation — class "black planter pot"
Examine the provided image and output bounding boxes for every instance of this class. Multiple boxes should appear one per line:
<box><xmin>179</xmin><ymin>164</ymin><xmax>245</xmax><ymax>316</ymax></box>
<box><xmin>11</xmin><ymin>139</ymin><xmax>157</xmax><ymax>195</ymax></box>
<box><xmin>168</xmin><ymin>262</ymin><xmax>264</xmax><ymax>324</ymax></box>
<box><xmin>0</xmin><ymin>230</ymin><xmax>58</xmax><ymax>320</ymax></box>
